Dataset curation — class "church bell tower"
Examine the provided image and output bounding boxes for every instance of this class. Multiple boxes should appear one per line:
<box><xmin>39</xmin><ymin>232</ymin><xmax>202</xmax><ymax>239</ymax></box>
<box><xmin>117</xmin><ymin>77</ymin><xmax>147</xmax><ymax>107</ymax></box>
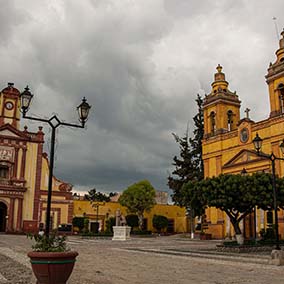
<box><xmin>266</xmin><ymin>29</ymin><xmax>284</xmax><ymax>117</ymax></box>
<box><xmin>0</xmin><ymin>83</ymin><xmax>21</xmax><ymax>129</ymax></box>
<box><xmin>203</xmin><ymin>65</ymin><xmax>241</xmax><ymax>138</ymax></box>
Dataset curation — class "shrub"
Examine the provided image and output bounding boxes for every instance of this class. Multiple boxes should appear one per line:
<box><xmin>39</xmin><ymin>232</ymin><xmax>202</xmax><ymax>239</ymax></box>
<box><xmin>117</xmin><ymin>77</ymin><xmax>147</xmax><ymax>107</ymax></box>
<box><xmin>131</xmin><ymin>230</ymin><xmax>152</xmax><ymax>235</ymax></box>
<box><xmin>126</xmin><ymin>214</ymin><xmax>139</xmax><ymax>228</ymax></box>
<box><xmin>105</xmin><ymin>217</ymin><xmax>116</xmax><ymax>233</ymax></box>
<box><xmin>152</xmin><ymin>215</ymin><xmax>168</xmax><ymax>233</ymax></box>
<box><xmin>28</xmin><ymin>233</ymin><xmax>68</xmax><ymax>252</ymax></box>
<box><xmin>72</xmin><ymin>217</ymin><xmax>85</xmax><ymax>232</ymax></box>
<box><xmin>260</xmin><ymin>227</ymin><xmax>276</xmax><ymax>241</ymax></box>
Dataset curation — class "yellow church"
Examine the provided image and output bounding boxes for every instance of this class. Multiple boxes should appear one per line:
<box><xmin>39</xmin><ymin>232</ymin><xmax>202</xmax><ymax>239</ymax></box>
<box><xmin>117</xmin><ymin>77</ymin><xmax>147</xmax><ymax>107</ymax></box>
<box><xmin>202</xmin><ymin>30</ymin><xmax>284</xmax><ymax>239</ymax></box>
<box><xmin>0</xmin><ymin>84</ymin><xmax>73</xmax><ymax>234</ymax></box>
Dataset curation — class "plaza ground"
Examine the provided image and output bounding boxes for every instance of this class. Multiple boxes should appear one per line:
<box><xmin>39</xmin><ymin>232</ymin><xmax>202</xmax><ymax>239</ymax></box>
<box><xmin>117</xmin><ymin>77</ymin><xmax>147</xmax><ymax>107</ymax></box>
<box><xmin>1</xmin><ymin>234</ymin><xmax>284</xmax><ymax>283</ymax></box>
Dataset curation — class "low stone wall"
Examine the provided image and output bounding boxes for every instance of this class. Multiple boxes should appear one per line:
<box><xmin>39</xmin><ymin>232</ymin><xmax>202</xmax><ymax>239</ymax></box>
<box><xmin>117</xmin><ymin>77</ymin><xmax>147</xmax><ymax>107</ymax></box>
<box><xmin>216</xmin><ymin>244</ymin><xmax>274</xmax><ymax>253</ymax></box>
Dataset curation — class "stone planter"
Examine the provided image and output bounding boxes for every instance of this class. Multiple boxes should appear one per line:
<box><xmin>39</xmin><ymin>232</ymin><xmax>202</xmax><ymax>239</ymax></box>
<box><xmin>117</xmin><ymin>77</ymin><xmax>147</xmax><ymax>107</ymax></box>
<box><xmin>27</xmin><ymin>251</ymin><xmax>78</xmax><ymax>284</ymax></box>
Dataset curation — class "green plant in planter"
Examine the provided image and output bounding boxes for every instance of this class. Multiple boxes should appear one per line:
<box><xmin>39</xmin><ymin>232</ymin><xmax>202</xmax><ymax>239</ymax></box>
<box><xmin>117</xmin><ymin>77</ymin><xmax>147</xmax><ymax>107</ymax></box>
<box><xmin>27</xmin><ymin>233</ymin><xmax>78</xmax><ymax>284</ymax></box>
<box><xmin>28</xmin><ymin>233</ymin><xmax>69</xmax><ymax>252</ymax></box>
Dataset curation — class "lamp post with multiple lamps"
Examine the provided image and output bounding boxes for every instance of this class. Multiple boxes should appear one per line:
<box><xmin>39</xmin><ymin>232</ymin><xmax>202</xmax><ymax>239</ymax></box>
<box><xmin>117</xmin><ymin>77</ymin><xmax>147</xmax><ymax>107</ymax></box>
<box><xmin>20</xmin><ymin>86</ymin><xmax>91</xmax><ymax>237</ymax></box>
<box><xmin>252</xmin><ymin>133</ymin><xmax>284</xmax><ymax>250</ymax></box>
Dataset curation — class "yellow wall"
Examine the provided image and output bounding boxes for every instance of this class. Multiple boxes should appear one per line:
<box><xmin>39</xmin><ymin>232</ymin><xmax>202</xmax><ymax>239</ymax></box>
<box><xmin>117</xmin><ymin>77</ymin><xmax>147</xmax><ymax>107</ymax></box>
<box><xmin>73</xmin><ymin>200</ymin><xmax>187</xmax><ymax>233</ymax></box>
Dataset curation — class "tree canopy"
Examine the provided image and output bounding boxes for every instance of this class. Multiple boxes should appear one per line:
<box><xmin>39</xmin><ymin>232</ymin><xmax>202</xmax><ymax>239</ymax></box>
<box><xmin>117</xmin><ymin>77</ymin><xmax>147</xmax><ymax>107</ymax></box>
<box><xmin>118</xmin><ymin>180</ymin><xmax>156</xmax><ymax>230</ymax></box>
<box><xmin>182</xmin><ymin>172</ymin><xmax>284</xmax><ymax>235</ymax></box>
<box><xmin>84</xmin><ymin>188</ymin><xmax>112</xmax><ymax>202</ymax></box>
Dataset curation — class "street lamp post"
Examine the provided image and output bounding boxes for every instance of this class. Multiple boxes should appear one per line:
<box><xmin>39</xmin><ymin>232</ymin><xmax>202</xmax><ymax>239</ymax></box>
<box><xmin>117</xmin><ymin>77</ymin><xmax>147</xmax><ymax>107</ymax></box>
<box><xmin>20</xmin><ymin>86</ymin><xmax>91</xmax><ymax>237</ymax></box>
<box><xmin>91</xmin><ymin>202</ymin><xmax>104</xmax><ymax>233</ymax></box>
<box><xmin>252</xmin><ymin>133</ymin><xmax>284</xmax><ymax>250</ymax></box>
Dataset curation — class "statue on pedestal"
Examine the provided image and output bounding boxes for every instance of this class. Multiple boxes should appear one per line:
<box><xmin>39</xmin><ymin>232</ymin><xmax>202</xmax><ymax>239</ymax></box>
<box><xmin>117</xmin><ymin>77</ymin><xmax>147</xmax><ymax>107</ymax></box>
<box><xmin>115</xmin><ymin>208</ymin><xmax>121</xmax><ymax>226</ymax></box>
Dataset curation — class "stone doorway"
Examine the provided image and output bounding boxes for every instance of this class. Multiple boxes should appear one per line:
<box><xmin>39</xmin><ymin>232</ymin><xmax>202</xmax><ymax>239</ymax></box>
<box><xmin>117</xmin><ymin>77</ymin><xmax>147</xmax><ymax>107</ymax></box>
<box><xmin>0</xmin><ymin>202</ymin><xmax>7</xmax><ymax>232</ymax></box>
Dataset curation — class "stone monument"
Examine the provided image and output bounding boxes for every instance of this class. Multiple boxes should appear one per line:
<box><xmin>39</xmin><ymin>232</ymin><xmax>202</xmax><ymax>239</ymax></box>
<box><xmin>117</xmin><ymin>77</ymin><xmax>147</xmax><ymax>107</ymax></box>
<box><xmin>112</xmin><ymin>208</ymin><xmax>131</xmax><ymax>241</ymax></box>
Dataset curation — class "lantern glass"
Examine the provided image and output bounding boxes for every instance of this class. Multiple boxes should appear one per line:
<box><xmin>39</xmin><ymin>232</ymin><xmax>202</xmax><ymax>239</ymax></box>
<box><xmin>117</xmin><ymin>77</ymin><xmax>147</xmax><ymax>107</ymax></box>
<box><xmin>77</xmin><ymin>97</ymin><xmax>91</xmax><ymax>122</ymax></box>
<box><xmin>252</xmin><ymin>133</ymin><xmax>263</xmax><ymax>152</ymax></box>
<box><xmin>20</xmin><ymin>86</ymin><xmax>33</xmax><ymax>112</ymax></box>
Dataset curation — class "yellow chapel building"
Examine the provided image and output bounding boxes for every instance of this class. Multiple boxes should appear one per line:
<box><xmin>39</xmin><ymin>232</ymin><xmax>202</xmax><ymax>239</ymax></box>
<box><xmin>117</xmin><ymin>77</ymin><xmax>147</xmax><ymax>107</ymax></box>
<box><xmin>202</xmin><ymin>30</ymin><xmax>284</xmax><ymax>239</ymax></box>
<box><xmin>0</xmin><ymin>84</ymin><xmax>73</xmax><ymax>234</ymax></box>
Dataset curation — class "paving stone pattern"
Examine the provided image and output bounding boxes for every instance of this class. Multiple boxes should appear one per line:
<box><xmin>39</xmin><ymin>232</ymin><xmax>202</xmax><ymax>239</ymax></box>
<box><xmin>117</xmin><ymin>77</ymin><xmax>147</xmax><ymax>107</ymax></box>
<box><xmin>0</xmin><ymin>234</ymin><xmax>284</xmax><ymax>283</ymax></box>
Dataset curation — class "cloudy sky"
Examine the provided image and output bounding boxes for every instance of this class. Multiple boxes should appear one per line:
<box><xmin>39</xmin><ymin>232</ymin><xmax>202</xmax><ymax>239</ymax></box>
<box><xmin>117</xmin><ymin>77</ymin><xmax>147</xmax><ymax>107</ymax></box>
<box><xmin>1</xmin><ymin>0</ymin><xmax>284</xmax><ymax>195</ymax></box>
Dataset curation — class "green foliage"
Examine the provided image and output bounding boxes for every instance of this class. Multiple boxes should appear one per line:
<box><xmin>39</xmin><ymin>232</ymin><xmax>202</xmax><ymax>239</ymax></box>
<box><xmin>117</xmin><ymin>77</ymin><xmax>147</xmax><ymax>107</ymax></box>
<box><xmin>260</xmin><ymin>227</ymin><xmax>276</xmax><ymax>241</ymax></box>
<box><xmin>28</xmin><ymin>233</ymin><xmax>68</xmax><ymax>252</ymax></box>
<box><xmin>168</xmin><ymin>94</ymin><xmax>204</xmax><ymax>209</ymax></box>
<box><xmin>126</xmin><ymin>214</ymin><xmax>139</xmax><ymax>228</ymax></box>
<box><xmin>131</xmin><ymin>230</ymin><xmax>152</xmax><ymax>235</ymax></box>
<box><xmin>182</xmin><ymin>172</ymin><xmax>284</xmax><ymax>235</ymax></box>
<box><xmin>83</xmin><ymin>218</ymin><xmax>89</xmax><ymax>233</ymax></box>
<box><xmin>152</xmin><ymin>215</ymin><xmax>168</xmax><ymax>233</ymax></box>
<box><xmin>119</xmin><ymin>180</ymin><xmax>156</xmax><ymax>229</ymax></box>
<box><xmin>85</xmin><ymin>188</ymin><xmax>110</xmax><ymax>202</ymax></box>
<box><xmin>72</xmin><ymin>217</ymin><xmax>85</xmax><ymax>232</ymax></box>
<box><xmin>189</xmin><ymin>94</ymin><xmax>204</xmax><ymax>181</ymax></box>
<box><xmin>105</xmin><ymin>217</ymin><xmax>116</xmax><ymax>233</ymax></box>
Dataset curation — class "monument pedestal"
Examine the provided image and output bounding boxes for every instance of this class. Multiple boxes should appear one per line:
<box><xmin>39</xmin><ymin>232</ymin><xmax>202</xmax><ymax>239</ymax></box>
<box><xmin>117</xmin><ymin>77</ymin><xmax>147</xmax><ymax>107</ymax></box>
<box><xmin>112</xmin><ymin>226</ymin><xmax>131</xmax><ymax>241</ymax></box>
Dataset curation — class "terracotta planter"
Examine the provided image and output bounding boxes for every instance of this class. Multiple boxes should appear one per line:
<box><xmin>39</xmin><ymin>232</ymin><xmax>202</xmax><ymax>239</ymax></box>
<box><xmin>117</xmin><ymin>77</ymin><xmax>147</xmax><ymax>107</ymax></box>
<box><xmin>27</xmin><ymin>251</ymin><xmax>78</xmax><ymax>284</ymax></box>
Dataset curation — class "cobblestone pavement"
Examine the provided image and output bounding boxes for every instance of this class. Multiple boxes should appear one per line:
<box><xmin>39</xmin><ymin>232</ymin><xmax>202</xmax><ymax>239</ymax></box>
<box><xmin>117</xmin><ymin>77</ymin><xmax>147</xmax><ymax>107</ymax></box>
<box><xmin>1</xmin><ymin>234</ymin><xmax>284</xmax><ymax>283</ymax></box>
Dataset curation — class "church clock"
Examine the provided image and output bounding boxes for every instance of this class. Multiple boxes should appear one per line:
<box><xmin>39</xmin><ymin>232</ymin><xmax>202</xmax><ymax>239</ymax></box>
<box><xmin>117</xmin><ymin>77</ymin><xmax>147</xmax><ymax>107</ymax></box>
<box><xmin>5</xmin><ymin>101</ymin><xmax>14</xmax><ymax>110</ymax></box>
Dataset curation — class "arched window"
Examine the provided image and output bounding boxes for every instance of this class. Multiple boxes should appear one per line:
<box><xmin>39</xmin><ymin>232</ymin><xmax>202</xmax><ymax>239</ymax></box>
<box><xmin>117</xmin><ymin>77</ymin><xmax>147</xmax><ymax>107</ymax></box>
<box><xmin>210</xmin><ymin>111</ymin><xmax>216</xmax><ymax>134</ymax></box>
<box><xmin>278</xmin><ymin>84</ymin><xmax>284</xmax><ymax>113</ymax></box>
<box><xmin>227</xmin><ymin>110</ymin><xmax>233</xmax><ymax>131</ymax></box>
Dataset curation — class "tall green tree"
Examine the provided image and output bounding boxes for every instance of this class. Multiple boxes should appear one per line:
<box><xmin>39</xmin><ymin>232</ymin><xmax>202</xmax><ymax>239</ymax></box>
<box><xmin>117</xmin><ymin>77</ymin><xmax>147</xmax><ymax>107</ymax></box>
<box><xmin>119</xmin><ymin>180</ymin><xmax>156</xmax><ymax>230</ymax></box>
<box><xmin>168</xmin><ymin>94</ymin><xmax>204</xmax><ymax>207</ymax></box>
<box><xmin>189</xmin><ymin>94</ymin><xmax>204</xmax><ymax>181</ymax></box>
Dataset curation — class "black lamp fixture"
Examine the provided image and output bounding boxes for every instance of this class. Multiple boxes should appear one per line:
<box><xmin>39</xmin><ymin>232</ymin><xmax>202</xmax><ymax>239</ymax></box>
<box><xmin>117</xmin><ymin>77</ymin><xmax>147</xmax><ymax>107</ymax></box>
<box><xmin>77</xmin><ymin>97</ymin><xmax>90</xmax><ymax>126</ymax></box>
<box><xmin>252</xmin><ymin>133</ymin><xmax>284</xmax><ymax>250</ymax></box>
<box><xmin>252</xmin><ymin>133</ymin><xmax>263</xmax><ymax>154</ymax></box>
<box><xmin>20</xmin><ymin>86</ymin><xmax>33</xmax><ymax>115</ymax></box>
<box><xmin>20</xmin><ymin>86</ymin><xmax>91</xmax><ymax>237</ymax></box>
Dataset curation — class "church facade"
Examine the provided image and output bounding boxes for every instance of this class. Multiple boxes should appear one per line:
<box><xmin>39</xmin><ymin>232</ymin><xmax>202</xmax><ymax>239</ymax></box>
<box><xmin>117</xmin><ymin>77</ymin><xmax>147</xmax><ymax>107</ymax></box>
<box><xmin>202</xmin><ymin>30</ymin><xmax>284</xmax><ymax>239</ymax></box>
<box><xmin>0</xmin><ymin>84</ymin><xmax>73</xmax><ymax>233</ymax></box>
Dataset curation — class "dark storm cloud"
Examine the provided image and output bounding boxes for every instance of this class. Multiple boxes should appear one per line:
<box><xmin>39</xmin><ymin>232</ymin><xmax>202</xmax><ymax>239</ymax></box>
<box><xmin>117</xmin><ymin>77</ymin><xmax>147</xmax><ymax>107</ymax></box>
<box><xmin>0</xmin><ymin>1</ymin><xmax>284</xmax><ymax>195</ymax></box>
